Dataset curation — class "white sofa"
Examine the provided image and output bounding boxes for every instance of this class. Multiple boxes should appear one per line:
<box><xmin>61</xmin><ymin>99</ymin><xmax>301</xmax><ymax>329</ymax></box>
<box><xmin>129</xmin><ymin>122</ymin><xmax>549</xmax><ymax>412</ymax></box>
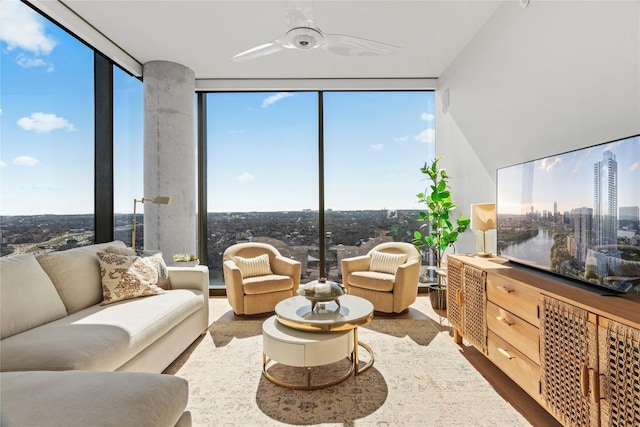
<box><xmin>0</xmin><ymin>240</ymin><xmax>209</xmax><ymax>373</ymax></box>
<box><xmin>0</xmin><ymin>241</ymin><xmax>209</xmax><ymax>426</ymax></box>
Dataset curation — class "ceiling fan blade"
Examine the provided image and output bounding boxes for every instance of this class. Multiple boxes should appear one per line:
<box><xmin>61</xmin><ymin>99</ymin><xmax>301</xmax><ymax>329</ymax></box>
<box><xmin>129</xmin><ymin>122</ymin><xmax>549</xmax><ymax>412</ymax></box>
<box><xmin>232</xmin><ymin>37</ymin><xmax>287</xmax><ymax>62</ymax></box>
<box><xmin>322</xmin><ymin>33</ymin><xmax>401</xmax><ymax>57</ymax></box>
<box><xmin>284</xmin><ymin>0</ymin><xmax>315</xmax><ymax>29</ymax></box>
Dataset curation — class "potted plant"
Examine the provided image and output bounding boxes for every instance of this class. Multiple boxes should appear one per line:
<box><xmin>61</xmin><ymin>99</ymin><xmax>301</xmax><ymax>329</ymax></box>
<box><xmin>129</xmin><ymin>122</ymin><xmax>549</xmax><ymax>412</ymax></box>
<box><xmin>172</xmin><ymin>253</ymin><xmax>199</xmax><ymax>267</ymax></box>
<box><xmin>412</xmin><ymin>157</ymin><xmax>470</xmax><ymax>309</ymax></box>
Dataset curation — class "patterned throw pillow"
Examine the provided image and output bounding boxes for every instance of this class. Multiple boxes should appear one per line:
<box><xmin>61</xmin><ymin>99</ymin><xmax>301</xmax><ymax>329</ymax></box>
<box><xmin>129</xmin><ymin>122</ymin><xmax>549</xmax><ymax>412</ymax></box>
<box><xmin>97</xmin><ymin>252</ymin><xmax>164</xmax><ymax>305</ymax></box>
<box><xmin>233</xmin><ymin>254</ymin><xmax>272</xmax><ymax>278</ymax></box>
<box><xmin>106</xmin><ymin>247</ymin><xmax>171</xmax><ymax>290</ymax></box>
<box><xmin>369</xmin><ymin>250</ymin><xmax>407</xmax><ymax>274</ymax></box>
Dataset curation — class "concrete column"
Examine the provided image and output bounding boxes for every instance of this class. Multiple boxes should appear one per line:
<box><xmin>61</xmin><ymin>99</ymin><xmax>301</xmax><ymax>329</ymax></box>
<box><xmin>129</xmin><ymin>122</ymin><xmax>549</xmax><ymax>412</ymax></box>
<box><xmin>143</xmin><ymin>61</ymin><xmax>196</xmax><ymax>263</ymax></box>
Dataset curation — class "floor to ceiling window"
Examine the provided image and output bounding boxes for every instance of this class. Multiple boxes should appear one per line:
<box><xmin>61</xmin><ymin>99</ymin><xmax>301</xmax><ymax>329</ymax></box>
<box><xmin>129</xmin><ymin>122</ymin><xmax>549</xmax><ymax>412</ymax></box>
<box><xmin>0</xmin><ymin>0</ymin><xmax>95</xmax><ymax>256</ymax></box>
<box><xmin>204</xmin><ymin>90</ymin><xmax>435</xmax><ymax>290</ymax></box>
<box><xmin>323</xmin><ymin>91</ymin><xmax>436</xmax><ymax>282</ymax></box>
<box><xmin>113</xmin><ymin>67</ymin><xmax>143</xmax><ymax>247</ymax></box>
<box><xmin>205</xmin><ymin>92</ymin><xmax>319</xmax><ymax>287</ymax></box>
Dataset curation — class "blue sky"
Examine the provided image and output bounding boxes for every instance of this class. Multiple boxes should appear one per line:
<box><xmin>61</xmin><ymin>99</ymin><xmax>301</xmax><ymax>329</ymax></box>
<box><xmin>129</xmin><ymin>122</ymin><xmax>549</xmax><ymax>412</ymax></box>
<box><xmin>1</xmin><ymin>0</ymin><xmax>435</xmax><ymax>215</ymax></box>
<box><xmin>497</xmin><ymin>136</ymin><xmax>640</xmax><ymax>216</ymax></box>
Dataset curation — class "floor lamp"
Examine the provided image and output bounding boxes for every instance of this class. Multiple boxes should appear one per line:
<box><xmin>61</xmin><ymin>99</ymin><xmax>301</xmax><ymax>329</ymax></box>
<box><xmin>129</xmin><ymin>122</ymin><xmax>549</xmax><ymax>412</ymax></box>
<box><xmin>470</xmin><ymin>203</ymin><xmax>496</xmax><ymax>257</ymax></box>
<box><xmin>131</xmin><ymin>196</ymin><xmax>174</xmax><ymax>250</ymax></box>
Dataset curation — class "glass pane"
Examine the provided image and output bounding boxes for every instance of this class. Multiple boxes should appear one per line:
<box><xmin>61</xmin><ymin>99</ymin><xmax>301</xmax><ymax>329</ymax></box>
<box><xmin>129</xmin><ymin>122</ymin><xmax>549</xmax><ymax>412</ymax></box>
<box><xmin>113</xmin><ymin>66</ymin><xmax>143</xmax><ymax>247</ymax></box>
<box><xmin>206</xmin><ymin>92</ymin><xmax>319</xmax><ymax>288</ymax></box>
<box><xmin>323</xmin><ymin>91</ymin><xmax>436</xmax><ymax>284</ymax></box>
<box><xmin>1</xmin><ymin>1</ymin><xmax>94</xmax><ymax>256</ymax></box>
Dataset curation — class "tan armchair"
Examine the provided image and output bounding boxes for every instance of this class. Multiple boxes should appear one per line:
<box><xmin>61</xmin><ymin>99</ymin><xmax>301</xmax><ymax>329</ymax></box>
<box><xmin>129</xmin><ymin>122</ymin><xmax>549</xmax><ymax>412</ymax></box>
<box><xmin>223</xmin><ymin>242</ymin><xmax>301</xmax><ymax>315</ymax></box>
<box><xmin>341</xmin><ymin>242</ymin><xmax>421</xmax><ymax>314</ymax></box>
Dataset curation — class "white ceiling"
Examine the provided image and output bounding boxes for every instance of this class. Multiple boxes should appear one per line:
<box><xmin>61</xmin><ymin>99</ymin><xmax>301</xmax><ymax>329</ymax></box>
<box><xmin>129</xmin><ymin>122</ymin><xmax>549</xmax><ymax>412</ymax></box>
<box><xmin>34</xmin><ymin>0</ymin><xmax>504</xmax><ymax>81</ymax></box>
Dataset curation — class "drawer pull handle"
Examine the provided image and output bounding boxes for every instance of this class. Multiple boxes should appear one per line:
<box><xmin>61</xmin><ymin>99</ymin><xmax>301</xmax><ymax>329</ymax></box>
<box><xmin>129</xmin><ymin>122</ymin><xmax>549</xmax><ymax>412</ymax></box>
<box><xmin>590</xmin><ymin>370</ymin><xmax>600</xmax><ymax>402</ymax></box>
<box><xmin>497</xmin><ymin>347</ymin><xmax>514</xmax><ymax>360</ymax></box>
<box><xmin>580</xmin><ymin>365</ymin><xmax>589</xmax><ymax>396</ymax></box>
<box><xmin>497</xmin><ymin>315</ymin><xmax>514</xmax><ymax>326</ymax></box>
<box><xmin>456</xmin><ymin>289</ymin><xmax>463</xmax><ymax>306</ymax></box>
<box><xmin>496</xmin><ymin>285</ymin><xmax>514</xmax><ymax>294</ymax></box>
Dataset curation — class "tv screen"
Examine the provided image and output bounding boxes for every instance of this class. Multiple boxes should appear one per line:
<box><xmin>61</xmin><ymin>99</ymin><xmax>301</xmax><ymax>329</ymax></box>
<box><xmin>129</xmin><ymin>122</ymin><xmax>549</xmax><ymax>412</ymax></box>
<box><xmin>496</xmin><ymin>134</ymin><xmax>640</xmax><ymax>295</ymax></box>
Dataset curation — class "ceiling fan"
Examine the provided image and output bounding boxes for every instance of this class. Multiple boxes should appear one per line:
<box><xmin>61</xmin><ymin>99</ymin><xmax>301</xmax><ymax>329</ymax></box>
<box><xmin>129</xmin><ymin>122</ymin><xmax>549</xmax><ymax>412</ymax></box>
<box><xmin>231</xmin><ymin>1</ymin><xmax>401</xmax><ymax>61</ymax></box>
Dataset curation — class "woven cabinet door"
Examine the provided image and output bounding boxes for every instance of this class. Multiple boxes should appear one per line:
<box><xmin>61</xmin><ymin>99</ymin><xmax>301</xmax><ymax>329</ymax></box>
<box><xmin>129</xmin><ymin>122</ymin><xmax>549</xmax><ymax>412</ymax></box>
<box><xmin>598</xmin><ymin>319</ymin><xmax>640</xmax><ymax>427</ymax></box>
<box><xmin>540</xmin><ymin>296</ymin><xmax>599</xmax><ymax>427</ymax></box>
<box><xmin>446</xmin><ymin>258</ymin><xmax>464</xmax><ymax>334</ymax></box>
<box><xmin>462</xmin><ymin>264</ymin><xmax>487</xmax><ymax>353</ymax></box>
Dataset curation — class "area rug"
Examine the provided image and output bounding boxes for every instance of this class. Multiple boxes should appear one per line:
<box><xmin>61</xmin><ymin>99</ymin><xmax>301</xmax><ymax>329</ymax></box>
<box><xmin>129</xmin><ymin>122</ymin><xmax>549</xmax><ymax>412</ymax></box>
<box><xmin>165</xmin><ymin>314</ymin><xmax>532</xmax><ymax>426</ymax></box>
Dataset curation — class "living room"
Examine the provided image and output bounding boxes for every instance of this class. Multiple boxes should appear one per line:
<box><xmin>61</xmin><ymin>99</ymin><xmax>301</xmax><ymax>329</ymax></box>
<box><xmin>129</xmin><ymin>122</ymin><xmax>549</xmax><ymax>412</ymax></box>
<box><xmin>1</xmin><ymin>1</ymin><xmax>639</xmax><ymax>426</ymax></box>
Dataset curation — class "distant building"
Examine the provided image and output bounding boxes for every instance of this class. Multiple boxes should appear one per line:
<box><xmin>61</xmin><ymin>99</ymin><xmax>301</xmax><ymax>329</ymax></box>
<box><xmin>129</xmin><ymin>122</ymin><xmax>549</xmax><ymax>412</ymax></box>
<box><xmin>593</xmin><ymin>151</ymin><xmax>618</xmax><ymax>245</ymax></box>
<box><xmin>572</xmin><ymin>207</ymin><xmax>593</xmax><ymax>268</ymax></box>
<box><xmin>619</xmin><ymin>206</ymin><xmax>639</xmax><ymax>222</ymax></box>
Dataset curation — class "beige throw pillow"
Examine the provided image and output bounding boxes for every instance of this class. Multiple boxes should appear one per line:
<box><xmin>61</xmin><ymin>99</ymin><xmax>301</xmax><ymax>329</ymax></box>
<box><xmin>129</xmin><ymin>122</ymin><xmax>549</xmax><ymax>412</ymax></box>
<box><xmin>369</xmin><ymin>250</ymin><xmax>407</xmax><ymax>274</ymax></box>
<box><xmin>97</xmin><ymin>252</ymin><xmax>164</xmax><ymax>305</ymax></box>
<box><xmin>233</xmin><ymin>254</ymin><xmax>272</xmax><ymax>278</ymax></box>
<box><xmin>104</xmin><ymin>245</ymin><xmax>137</xmax><ymax>256</ymax></box>
<box><xmin>145</xmin><ymin>253</ymin><xmax>171</xmax><ymax>290</ymax></box>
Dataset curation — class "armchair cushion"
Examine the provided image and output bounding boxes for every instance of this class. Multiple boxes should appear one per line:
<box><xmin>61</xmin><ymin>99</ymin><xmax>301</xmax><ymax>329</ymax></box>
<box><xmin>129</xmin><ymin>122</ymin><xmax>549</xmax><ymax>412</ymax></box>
<box><xmin>233</xmin><ymin>254</ymin><xmax>272</xmax><ymax>278</ymax></box>
<box><xmin>369</xmin><ymin>250</ymin><xmax>407</xmax><ymax>274</ymax></box>
<box><xmin>348</xmin><ymin>271</ymin><xmax>395</xmax><ymax>292</ymax></box>
<box><xmin>243</xmin><ymin>274</ymin><xmax>294</xmax><ymax>295</ymax></box>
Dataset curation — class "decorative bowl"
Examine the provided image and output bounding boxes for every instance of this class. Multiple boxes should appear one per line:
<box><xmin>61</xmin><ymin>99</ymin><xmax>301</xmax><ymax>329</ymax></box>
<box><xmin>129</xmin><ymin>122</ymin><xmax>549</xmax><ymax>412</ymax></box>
<box><xmin>297</xmin><ymin>279</ymin><xmax>346</xmax><ymax>311</ymax></box>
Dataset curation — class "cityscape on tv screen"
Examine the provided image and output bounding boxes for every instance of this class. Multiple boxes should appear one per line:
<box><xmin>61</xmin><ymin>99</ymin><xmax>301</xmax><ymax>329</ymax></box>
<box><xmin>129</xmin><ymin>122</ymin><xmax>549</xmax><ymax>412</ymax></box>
<box><xmin>497</xmin><ymin>135</ymin><xmax>640</xmax><ymax>295</ymax></box>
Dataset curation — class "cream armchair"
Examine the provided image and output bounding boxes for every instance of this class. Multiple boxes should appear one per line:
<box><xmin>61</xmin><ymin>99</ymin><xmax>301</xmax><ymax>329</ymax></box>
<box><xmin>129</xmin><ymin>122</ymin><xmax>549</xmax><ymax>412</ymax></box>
<box><xmin>341</xmin><ymin>242</ymin><xmax>421</xmax><ymax>315</ymax></box>
<box><xmin>223</xmin><ymin>242</ymin><xmax>301</xmax><ymax>315</ymax></box>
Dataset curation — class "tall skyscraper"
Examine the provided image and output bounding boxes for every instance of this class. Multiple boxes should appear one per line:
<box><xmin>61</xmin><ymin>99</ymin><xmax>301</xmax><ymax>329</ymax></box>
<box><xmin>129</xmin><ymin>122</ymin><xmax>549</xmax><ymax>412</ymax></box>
<box><xmin>593</xmin><ymin>150</ymin><xmax>618</xmax><ymax>245</ymax></box>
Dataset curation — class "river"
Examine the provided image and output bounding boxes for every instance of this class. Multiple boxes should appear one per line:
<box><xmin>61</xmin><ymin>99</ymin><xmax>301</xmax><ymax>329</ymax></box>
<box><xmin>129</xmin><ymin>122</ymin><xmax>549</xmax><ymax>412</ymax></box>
<box><xmin>500</xmin><ymin>228</ymin><xmax>636</xmax><ymax>268</ymax></box>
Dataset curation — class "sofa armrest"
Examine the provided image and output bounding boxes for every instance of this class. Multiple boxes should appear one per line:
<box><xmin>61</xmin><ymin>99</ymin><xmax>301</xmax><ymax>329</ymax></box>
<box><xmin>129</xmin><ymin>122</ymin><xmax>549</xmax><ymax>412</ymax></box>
<box><xmin>392</xmin><ymin>258</ymin><xmax>421</xmax><ymax>312</ymax></box>
<box><xmin>168</xmin><ymin>265</ymin><xmax>209</xmax><ymax>330</ymax></box>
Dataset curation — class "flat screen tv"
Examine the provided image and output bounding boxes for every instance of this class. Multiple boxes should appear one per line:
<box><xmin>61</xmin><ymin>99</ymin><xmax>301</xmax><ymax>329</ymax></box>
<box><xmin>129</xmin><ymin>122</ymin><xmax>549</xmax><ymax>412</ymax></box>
<box><xmin>496</xmin><ymin>134</ymin><xmax>640</xmax><ymax>295</ymax></box>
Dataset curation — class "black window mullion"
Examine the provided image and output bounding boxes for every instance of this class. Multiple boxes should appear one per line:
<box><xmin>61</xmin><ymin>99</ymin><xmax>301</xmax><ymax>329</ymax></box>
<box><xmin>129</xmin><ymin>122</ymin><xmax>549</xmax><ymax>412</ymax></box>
<box><xmin>94</xmin><ymin>52</ymin><xmax>114</xmax><ymax>243</ymax></box>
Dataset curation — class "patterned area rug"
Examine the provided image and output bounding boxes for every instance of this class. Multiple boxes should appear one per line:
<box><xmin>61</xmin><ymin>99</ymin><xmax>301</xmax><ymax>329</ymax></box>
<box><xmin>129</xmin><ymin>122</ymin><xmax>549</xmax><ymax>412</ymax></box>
<box><xmin>165</xmin><ymin>314</ymin><xmax>531</xmax><ymax>426</ymax></box>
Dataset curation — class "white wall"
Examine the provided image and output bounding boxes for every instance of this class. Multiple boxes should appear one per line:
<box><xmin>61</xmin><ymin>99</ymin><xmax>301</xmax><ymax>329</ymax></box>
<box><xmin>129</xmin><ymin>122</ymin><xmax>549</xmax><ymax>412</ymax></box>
<box><xmin>436</xmin><ymin>0</ymin><xmax>640</xmax><ymax>255</ymax></box>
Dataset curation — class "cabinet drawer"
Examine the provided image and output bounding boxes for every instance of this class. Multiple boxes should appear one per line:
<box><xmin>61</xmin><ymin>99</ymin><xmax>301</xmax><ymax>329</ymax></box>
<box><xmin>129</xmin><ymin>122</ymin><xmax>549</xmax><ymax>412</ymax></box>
<box><xmin>487</xmin><ymin>275</ymin><xmax>540</xmax><ymax>325</ymax></box>
<box><xmin>487</xmin><ymin>331</ymin><xmax>541</xmax><ymax>402</ymax></box>
<box><xmin>487</xmin><ymin>301</ymin><xmax>540</xmax><ymax>364</ymax></box>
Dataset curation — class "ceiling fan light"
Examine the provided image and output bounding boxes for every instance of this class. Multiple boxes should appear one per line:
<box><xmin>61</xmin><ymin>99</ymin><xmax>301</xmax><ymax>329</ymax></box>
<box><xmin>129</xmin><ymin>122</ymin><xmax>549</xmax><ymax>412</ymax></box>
<box><xmin>286</xmin><ymin>27</ymin><xmax>323</xmax><ymax>50</ymax></box>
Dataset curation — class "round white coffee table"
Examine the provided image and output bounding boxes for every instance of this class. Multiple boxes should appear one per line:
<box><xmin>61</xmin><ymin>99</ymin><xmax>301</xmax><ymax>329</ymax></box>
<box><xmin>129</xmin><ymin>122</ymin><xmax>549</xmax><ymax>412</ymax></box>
<box><xmin>261</xmin><ymin>295</ymin><xmax>374</xmax><ymax>389</ymax></box>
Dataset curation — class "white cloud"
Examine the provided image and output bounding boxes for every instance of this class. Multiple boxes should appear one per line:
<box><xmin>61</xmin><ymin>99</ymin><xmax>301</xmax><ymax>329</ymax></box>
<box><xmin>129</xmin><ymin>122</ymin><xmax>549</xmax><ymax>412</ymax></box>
<box><xmin>0</xmin><ymin>108</ymin><xmax>3</xmax><ymax>116</ymax></box>
<box><xmin>230</xmin><ymin>129</ymin><xmax>245</xmax><ymax>134</ymax></box>
<box><xmin>0</xmin><ymin>160</ymin><xmax>6</xmax><ymax>167</ymax></box>
<box><xmin>237</xmin><ymin>172</ymin><xmax>254</xmax><ymax>182</ymax></box>
<box><xmin>630</xmin><ymin>161</ymin><xmax>638</xmax><ymax>172</ymax></box>
<box><xmin>16</xmin><ymin>53</ymin><xmax>54</xmax><ymax>71</ymax></box>
<box><xmin>13</xmin><ymin>155</ymin><xmax>39</xmax><ymax>166</ymax></box>
<box><xmin>0</xmin><ymin>1</ymin><xmax>56</xmax><ymax>55</ymax></box>
<box><xmin>371</xmin><ymin>144</ymin><xmax>383</xmax><ymax>151</ymax></box>
<box><xmin>17</xmin><ymin>112</ymin><xmax>76</xmax><ymax>133</ymax></box>
<box><xmin>421</xmin><ymin>112</ymin><xmax>435</xmax><ymax>121</ymax></box>
<box><xmin>539</xmin><ymin>157</ymin><xmax>562</xmax><ymax>172</ymax></box>
<box><xmin>393</xmin><ymin>136</ymin><xmax>408</xmax><ymax>143</ymax></box>
<box><xmin>413</xmin><ymin>128</ymin><xmax>435</xmax><ymax>143</ymax></box>
<box><xmin>261</xmin><ymin>92</ymin><xmax>294</xmax><ymax>108</ymax></box>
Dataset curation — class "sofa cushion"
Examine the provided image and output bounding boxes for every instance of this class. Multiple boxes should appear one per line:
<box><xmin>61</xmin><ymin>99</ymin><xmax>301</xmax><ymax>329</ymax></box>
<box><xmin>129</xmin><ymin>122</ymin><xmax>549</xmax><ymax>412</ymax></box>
<box><xmin>0</xmin><ymin>370</ymin><xmax>189</xmax><ymax>427</ymax></box>
<box><xmin>0</xmin><ymin>254</ymin><xmax>68</xmax><ymax>339</ymax></box>
<box><xmin>97</xmin><ymin>252</ymin><xmax>164</xmax><ymax>305</ymax></box>
<box><xmin>233</xmin><ymin>254</ymin><xmax>272</xmax><ymax>278</ymax></box>
<box><xmin>369</xmin><ymin>250</ymin><xmax>407</xmax><ymax>274</ymax></box>
<box><xmin>0</xmin><ymin>289</ymin><xmax>203</xmax><ymax>372</ymax></box>
<box><xmin>36</xmin><ymin>241</ymin><xmax>127</xmax><ymax>314</ymax></box>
